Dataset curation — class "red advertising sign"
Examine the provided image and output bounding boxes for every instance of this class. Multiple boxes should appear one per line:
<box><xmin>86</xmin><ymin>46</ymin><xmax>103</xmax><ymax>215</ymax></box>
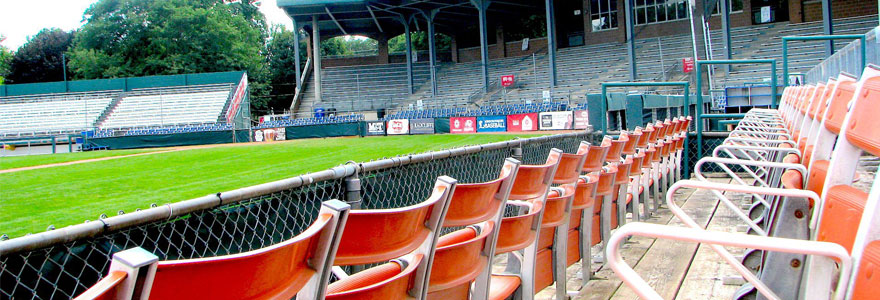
<box><xmin>501</xmin><ymin>75</ymin><xmax>515</xmax><ymax>87</ymax></box>
<box><xmin>450</xmin><ymin>117</ymin><xmax>477</xmax><ymax>134</ymax></box>
<box><xmin>506</xmin><ymin>113</ymin><xmax>538</xmax><ymax>132</ymax></box>
<box><xmin>682</xmin><ymin>57</ymin><xmax>695</xmax><ymax>73</ymax></box>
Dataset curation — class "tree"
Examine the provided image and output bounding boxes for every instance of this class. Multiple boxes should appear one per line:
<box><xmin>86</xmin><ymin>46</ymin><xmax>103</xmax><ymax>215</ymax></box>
<box><xmin>68</xmin><ymin>0</ymin><xmax>271</xmax><ymax>110</ymax></box>
<box><xmin>263</xmin><ymin>26</ymin><xmax>305</xmax><ymax>112</ymax></box>
<box><xmin>0</xmin><ymin>38</ymin><xmax>12</xmax><ymax>84</ymax></box>
<box><xmin>5</xmin><ymin>28</ymin><xmax>74</xmax><ymax>84</ymax></box>
<box><xmin>388</xmin><ymin>32</ymin><xmax>451</xmax><ymax>54</ymax></box>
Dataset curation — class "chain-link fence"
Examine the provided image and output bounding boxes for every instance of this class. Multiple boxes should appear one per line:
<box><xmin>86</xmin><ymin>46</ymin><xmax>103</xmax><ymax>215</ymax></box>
<box><xmin>0</xmin><ymin>130</ymin><xmax>596</xmax><ymax>300</ymax></box>
<box><xmin>805</xmin><ymin>26</ymin><xmax>880</xmax><ymax>83</ymax></box>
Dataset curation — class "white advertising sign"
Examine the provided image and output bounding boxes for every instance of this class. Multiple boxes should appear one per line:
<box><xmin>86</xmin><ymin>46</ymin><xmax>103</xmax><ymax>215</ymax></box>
<box><xmin>539</xmin><ymin>111</ymin><xmax>573</xmax><ymax>130</ymax></box>
<box><xmin>386</xmin><ymin>119</ymin><xmax>410</xmax><ymax>135</ymax></box>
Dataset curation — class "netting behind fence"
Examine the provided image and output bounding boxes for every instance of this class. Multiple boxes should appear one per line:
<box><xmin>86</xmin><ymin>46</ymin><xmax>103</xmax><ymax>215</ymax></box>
<box><xmin>0</xmin><ymin>131</ymin><xmax>595</xmax><ymax>300</ymax></box>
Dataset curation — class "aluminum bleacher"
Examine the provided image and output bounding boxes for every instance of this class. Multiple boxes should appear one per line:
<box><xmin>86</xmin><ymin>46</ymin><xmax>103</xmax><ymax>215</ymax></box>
<box><xmin>0</xmin><ymin>91</ymin><xmax>118</xmax><ymax>137</ymax></box>
<box><xmin>99</xmin><ymin>84</ymin><xmax>233</xmax><ymax>129</ymax></box>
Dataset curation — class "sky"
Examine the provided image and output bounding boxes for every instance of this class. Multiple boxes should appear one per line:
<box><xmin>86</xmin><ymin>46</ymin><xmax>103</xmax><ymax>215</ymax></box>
<box><xmin>0</xmin><ymin>0</ymin><xmax>292</xmax><ymax>51</ymax></box>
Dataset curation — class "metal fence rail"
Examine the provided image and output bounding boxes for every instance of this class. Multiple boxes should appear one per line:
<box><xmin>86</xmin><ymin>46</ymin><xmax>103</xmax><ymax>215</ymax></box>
<box><xmin>0</xmin><ymin>130</ymin><xmax>596</xmax><ymax>299</ymax></box>
<box><xmin>805</xmin><ymin>26</ymin><xmax>880</xmax><ymax>83</ymax></box>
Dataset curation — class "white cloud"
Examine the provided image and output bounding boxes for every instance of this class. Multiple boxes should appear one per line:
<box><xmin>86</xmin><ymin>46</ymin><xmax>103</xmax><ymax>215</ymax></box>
<box><xmin>0</xmin><ymin>0</ymin><xmax>292</xmax><ymax>50</ymax></box>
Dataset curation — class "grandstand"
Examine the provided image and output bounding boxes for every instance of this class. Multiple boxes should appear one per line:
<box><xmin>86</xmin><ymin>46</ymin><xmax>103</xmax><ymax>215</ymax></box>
<box><xmin>291</xmin><ymin>15</ymin><xmax>877</xmax><ymax>120</ymax></box>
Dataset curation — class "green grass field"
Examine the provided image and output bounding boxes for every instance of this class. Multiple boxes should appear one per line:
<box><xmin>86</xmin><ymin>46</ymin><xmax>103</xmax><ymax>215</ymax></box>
<box><xmin>0</xmin><ymin>134</ymin><xmax>546</xmax><ymax>238</ymax></box>
<box><xmin>0</xmin><ymin>149</ymin><xmax>158</xmax><ymax>170</ymax></box>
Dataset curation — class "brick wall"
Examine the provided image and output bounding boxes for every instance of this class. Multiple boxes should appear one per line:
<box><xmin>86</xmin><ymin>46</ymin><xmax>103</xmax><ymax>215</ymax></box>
<box><xmin>803</xmin><ymin>0</ymin><xmax>878</xmax><ymax>22</ymax></box>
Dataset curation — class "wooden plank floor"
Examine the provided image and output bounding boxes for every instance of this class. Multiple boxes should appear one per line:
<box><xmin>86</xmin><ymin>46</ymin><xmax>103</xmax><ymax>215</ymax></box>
<box><xmin>532</xmin><ymin>177</ymin><xmax>747</xmax><ymax>300</ymax></box>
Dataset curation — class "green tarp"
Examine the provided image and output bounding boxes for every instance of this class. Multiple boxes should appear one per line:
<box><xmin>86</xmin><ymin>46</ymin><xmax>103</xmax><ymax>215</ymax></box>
<box><xmin>86</xmin><ymin>130</ymin><xmax>239</xmax><ymax>150</ymax></box>
<box><xmin>285</xmin><ymin>122</ymin><xmax>360</xmax><ymax>139</ymax></box>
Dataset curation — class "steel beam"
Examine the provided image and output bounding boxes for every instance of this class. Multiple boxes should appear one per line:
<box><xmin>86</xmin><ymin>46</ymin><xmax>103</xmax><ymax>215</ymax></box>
<box><xmin>292</xmin><ymin>18</ymin><xmax>302</xmax><ymax>88</ymax></box>
<box><xmin>624</xmin><ymin>0</ymin><xmax>636</xmax><ymax>81</ymax></box>
<box><xmin>821</xmin><ymin>0</ymin><xmax>834</xmax><ymax>57</ymax></box>
<box><xmin>423</xmin><ymin>9</ymin><xmax>440</xmax><ymax>97</ymax></box>
<box><xmin>324</xmin><ymin>7</ymin><xmax>348</xmax><ymax>35</ymax></box>
<box><xmin>312</xmin><ymin>16</ymin><xmax>323</xmax><ymax>103</ymax></box>
<box><xmin>545</xmin><ymin>0</ymin><xmax>557</xmax><ymax>87</ymax></box>
<box><xmin>401</xmin><ymin>16</ymin><xmax>414</xmax><ymax>94</ymax></box>
<box><xmin>720</xmin><ymin>0</ymin><xmax>732</xmax><ymax>73</ymax></box>
<box><xmin>366</xmin><ymin>6</ymin><xmax>384</xmax><ymax>33</ymax></box>
<box><xmin>472</xmin><ymin>0</ymin><xmax>492</xmax><ymax>93</ymax></box>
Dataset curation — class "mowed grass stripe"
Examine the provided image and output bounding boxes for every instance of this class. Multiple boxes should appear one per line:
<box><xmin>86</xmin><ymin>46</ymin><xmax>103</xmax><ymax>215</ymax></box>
<box><xmin>0</xmin><ymin>148</ymin><xmax>158</xmax><ymax>170</ymax></box>
<box><xmin>0</xmin><ymin>134</ymin><xmax>545</xmax><ymax>238</ymax></box>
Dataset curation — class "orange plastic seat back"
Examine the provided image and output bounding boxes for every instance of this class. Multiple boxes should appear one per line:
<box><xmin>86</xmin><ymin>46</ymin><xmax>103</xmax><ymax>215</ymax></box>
<box><xmin>635</xmin><ymin>128</ymin><xmax>650</xmax><ymax>148</ymax></box>
<box><xmin>629</xmin><ymin>152</ymin><xmax>645</xmax><ymax>174</ymax></box>
<box><xmin>149</xmin><ymin>212</ymin><xmax>336</xmax><ymax>300</ymax></box>
<box><xmin>644</xmin><ymin>124</ymin><xmax>658</xmax><ymax>144</ymax></box>
<box><xmin>74</xmin><ymin>271</ymin><xmax>128</xmax><ymax>300</ymax></box>
<box><xmin>495</xmin><ymin>201</ymin><xmax>543</xmax><ymax>254</ymax></box>
<box><xmin>817</xmin><ymin>185</ymin><xmax>868</xmax><ymax>253</ymax></box>
<box><xmin>583</xmin><ymin>137</ymin><xmax>611</xmax><ymax>172</ymax></box>
<box><xmin>542</xmin><ymin>185</ymin><xmax>575</xmax><ymax>228</ymax></box>
<box><xmin>335</xmin><ymin>180</ymin><xmax>454</xmax><ymax>266</ymax></box>
<box><xmin>809</xmin><ymin>81</ymin><xmax>836</xmax><ymax>119</ymax></box>
<box><xmin>852</xmin><ymin>241</ymin><xmax>880</xmax><ymax>298</ymax></box>
<box><xmin>443</xmin><ymin>159</ymin><xmax>518</xmax><ymax>227</ymax></box>
<box><xmin>428</xmin><ymin>225</ymin><xmax>493</xmax><ymax>296</ymax></box>
<box><xmin>605</xmin><ymin>134</ymin><xmax>628</xmax><ymax>162</ymax></box>
<box><xmin>573</xmin><ymin>177</ymin><xmax>598</xmax><ymax>210</ymax></box>
<box><xmin>553</xmin><ymin>142</ymin><xmax>589</xmax><ymax>185</ymax></box>
<box><xmin>614</xmin><ymin>157</ymin><xmax>633</xmax><ymax>183</ymax></box>
<box><xmin>622</xmin><ymin>131</ymin><xmax>640</xmax><ymax>155</ymax></box>
<box><xmin>509</xmin><ymin>149</ymin><xmax>562</xmax><ymax>201</ymax></box>
<box><xmin>844</xmin><ymin>76</ymin><xmax>880</xmax><ymax>157</ymax></box>
<box><xmin>595</xmin><ymin>164</ymin><xmax>619</xmax><ymax>196</ymax></box>
<box><xmin>326</xmin><ymin>255</ymin><xmax>423</xmax><ymax>300</ymax></box>
<box><xmin>824</xmin><ymin>80</ymin><xmax>857</xmax><ymax>134</ymax></box>
<box><xmin>646</xmin><ymin>144</ymin><xmax>660</xmax><ymax>163</ymax></box>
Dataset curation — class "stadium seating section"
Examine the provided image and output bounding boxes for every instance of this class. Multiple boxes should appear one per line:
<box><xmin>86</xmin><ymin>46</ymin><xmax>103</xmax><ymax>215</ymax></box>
<box><xmin>294</xmin><ymin>16</ymin><xmax>877</xmax><ymax>119</ymax></box>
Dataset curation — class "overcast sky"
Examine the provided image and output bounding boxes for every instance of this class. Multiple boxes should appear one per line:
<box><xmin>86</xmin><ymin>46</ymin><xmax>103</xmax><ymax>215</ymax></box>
<box><xmin>0</xmin><ymin>0</ymin><xmax>292</xmax><ymax>51</ymax></box>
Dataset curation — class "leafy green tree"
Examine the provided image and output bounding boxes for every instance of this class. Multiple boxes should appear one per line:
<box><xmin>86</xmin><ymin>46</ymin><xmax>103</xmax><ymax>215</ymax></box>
<box><xmin>0</xmin><ymin>39</ymin><xmax>12</xmax><ymax>84</ymax></box>
<box><xmin>388</xmin><ymin>32</ymin><xmax>451</xmax><ymax>54</ymax></box>
<box><xmin>263</xmin><ymin>26</ymin><xmax>305</xmax><ymax>112</ymax></box>
<box><xmin>5</xmin><ymin>28</ymin><xmax>74</xmax><ymax>84</ymax></box>
<box><xmin>68</xmin><ymin>0</ymin><xmax>271</xmax><ymax>110</ymax></box>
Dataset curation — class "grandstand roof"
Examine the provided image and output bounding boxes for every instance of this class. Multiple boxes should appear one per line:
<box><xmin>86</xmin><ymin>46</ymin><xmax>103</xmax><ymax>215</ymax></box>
<box><xmin>277</xmin><ymin>0</ymin><xmax>541</xmax><ymax>39</ymax></box>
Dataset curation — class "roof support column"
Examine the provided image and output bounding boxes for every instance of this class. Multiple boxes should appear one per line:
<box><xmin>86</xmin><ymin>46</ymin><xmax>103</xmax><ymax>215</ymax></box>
<box><xmin>624</xmin><ymin>0</ymin><xmax>636</xmax><ymax>81</ymax></box>
<box><xmin>472</xmin><ymin>0</ymin><xmax>491</xmax><ymax>93</ymax></box>
<box><xmin>292</xmin><ymin>18</ymin><xmax>303</xmax><ymax>88</ymax></box>
<box><xmin>425</xmin><ymin>10</ymin><xmax>439</xmax><ymax>97</ymax></box>
<box><xmin>822</xmin><ymin>0</ymin><xmax>834</xmax><ymax>57</ymax></box>
<box><xmin>400</xmin><ymin>16</ymin><xmax>415</xmax><ymax>94</ymax></box>
<box><xmin>312</xmin><ymin>15</ymin><xmax>322</xmax><ymax>103</ymax></box>
<box><xmin>545</xmin><ymin>0</ymin><xmax>557</xmax><ymax>87</ymax></box>
<box><xmin>720</xmin><ymin>0</ymin><xmax>732</xmax><ymax>73</ymax></box>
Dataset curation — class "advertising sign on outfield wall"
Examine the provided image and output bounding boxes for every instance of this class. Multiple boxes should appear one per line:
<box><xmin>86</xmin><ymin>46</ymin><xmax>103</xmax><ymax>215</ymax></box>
<box><xmin>410</xmin><ymin>118</ymin><xmax>435</xmax><ymax>134</ymax></box>
<box><xmin>365</xmin><ymin>121</ymin><xmax>386</xmax><ymax>136</ymax></box>
<box><xmin>506</xmin><ymin>113</ymin><xmax>538</xmax><ymax>132</ymax></box>
<box><xmin>450</xmin><ymin>117</ymin><xmax>477</xmax><ymax>133</ymax></box>
<box><xmin>573</xmin><ymin>110</ymin><xmax>590</xmax><ymax>129</ymax></box>
<box><xmin>387</xmin><ymin>119</ymin><xmax>410</xmax><ymax>135</ymax></box>
<box><xmin>253</xmin><ymin>127</ymin><xmax>286</xmax><ymax>142</ymax></box>
<box><xmin>477</xmin><ymin>116</ymin><xmax>507</xmax><ymax>132</ymax></box>
<box><xmin>539</xmin><ymin>111</ymin><xmax>573</xmax><ymax>130</ymax></box>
